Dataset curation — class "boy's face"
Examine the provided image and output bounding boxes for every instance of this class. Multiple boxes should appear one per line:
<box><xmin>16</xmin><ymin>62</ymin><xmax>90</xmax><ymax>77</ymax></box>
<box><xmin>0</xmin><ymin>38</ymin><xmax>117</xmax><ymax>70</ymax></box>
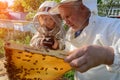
<box><xmin>38</xmin><ymin>15</ymin><xmax>56</xmax><ymax>30</ymax></box>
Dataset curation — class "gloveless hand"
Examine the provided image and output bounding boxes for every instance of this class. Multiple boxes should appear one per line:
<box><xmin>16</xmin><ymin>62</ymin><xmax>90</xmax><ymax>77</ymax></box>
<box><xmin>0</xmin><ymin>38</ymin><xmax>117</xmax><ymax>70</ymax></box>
<box><xmin>64</xmin><ymin>45</ymin><xmax>114</xmax><ymax>73</ymax></box>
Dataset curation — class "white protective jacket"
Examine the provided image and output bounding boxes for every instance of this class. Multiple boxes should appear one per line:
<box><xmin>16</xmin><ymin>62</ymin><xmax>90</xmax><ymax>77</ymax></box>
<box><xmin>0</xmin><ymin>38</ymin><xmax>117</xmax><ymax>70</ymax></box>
<box><xmin>30</xmin><ymin>1</ymin><xmax>66</xmax><ymax>50</ymax></box>
<box><xmin>65</xmin><ymin>14</ymin><xmax>120</xmax><ymax>80</ymax></box>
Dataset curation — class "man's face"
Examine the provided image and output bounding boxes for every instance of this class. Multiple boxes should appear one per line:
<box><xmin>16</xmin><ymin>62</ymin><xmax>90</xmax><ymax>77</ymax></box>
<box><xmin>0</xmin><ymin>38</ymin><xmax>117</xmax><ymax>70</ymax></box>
<box><xmin>38</xmin><ymin>15</ymin><xmax>55</xmax><ymax>30</ymax></box>
<box><xmin>58</xmin><ymin>1</ymin><xmax>90</xmax><ymax>31</ymax></box>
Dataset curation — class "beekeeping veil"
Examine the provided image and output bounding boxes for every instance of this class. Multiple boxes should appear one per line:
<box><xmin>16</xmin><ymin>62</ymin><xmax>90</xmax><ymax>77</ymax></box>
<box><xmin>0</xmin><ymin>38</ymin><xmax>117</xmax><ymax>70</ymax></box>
<box><xmin>49</xmin><ymin>0</ymin><xmax>98</xmax><ymax>15</ymax></box>
<box><xmin>33</xmin><ymin>1</ymin><xmax>62</xmax><ymax>35</ymax></box>
<box><xmin>82</xmin><ymin>0</ymin><xmax>98</xmax><ymax>15</ymax></box>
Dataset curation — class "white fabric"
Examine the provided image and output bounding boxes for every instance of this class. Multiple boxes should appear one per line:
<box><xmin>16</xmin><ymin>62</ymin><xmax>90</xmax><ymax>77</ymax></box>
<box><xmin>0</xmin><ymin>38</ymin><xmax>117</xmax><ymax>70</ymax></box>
<box><xmin>30</xmin><ymin>1</ymin><xmax>66</xmax><ymax>50</ymax></box>
<box><xmin>33</xmin><ymin>11</ymin><xmax>62</xmax><ymax>34</ymax></box>
<box><xmin>83</xmin><ymin>0</ymin><xmax>98</xmax><ymax>15</ymax></box>
<box><xmin>39</xmin><ymin>1</ymin><xmax>58</xmax><ymax>9</ymax></box>
<box><xmin>61</xmin><ymin>0</ymin><xmax>77</xmax><ymax>3</ymax></box>
<box><xmin>49</xmin><ymin>0</ymin><xmax>98</xmax><ymax>15</ymax></box>
<box><xmin>33</xmin><ymin>1</ymin><xmax>61</xmax><ymax>32</ymax></box>
<box><xmin>65</xmin><ymin>14</ymin><xmax>120</xmax><ymax>80</ymax></box>
<box><xmin>61</xmin><ymin>0</ymin><xmax>98</xmax><ymax>14</ymax></box>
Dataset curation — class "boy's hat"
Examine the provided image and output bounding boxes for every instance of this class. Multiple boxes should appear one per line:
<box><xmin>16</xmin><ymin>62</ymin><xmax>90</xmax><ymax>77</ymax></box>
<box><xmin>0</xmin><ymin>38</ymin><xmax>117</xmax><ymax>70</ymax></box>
<box><xmin>39</xmin><ymin>1</ymin><xmax>58</xmax><ymax>11</ymax></box>
<box><xmin>33</xmin><ymin>1</ymin><xmax>62</xmax><ymax>33</ymax></box>
<box><xmin>50</xmin><ymin>0</ymin><xmax>97</xmax><ymax>15</ymax></box>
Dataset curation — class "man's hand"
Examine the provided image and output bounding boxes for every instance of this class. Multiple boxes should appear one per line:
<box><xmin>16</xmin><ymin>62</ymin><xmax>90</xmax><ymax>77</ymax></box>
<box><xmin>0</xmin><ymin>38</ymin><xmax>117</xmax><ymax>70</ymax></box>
<box><xmin>64</xmin><ymin>45</ymin><xmax>114</xmax><ymax>73</ymax></box>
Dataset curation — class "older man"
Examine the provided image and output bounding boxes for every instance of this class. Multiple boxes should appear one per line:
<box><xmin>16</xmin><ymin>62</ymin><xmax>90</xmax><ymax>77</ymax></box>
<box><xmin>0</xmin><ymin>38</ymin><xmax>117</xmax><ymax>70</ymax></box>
<box><xmin>50</xmin><ymin>0</ymin><xmax>120</xmax><ymax>80</ymax></box>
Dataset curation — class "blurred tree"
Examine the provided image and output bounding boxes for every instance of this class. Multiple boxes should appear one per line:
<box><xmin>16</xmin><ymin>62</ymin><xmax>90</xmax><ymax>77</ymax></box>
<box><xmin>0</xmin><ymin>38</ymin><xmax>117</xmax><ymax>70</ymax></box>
<box><xmin>25</xmin><ymin>11</ymin><xmax>37</xmax><ymax>21</ymax></box>
<box><xmin>0</xmin><ymin>1</ymin><xmax>8</xmax><ymax>10</ymax></box>
<box><xmin>12</xmin><ymin>0</ymin><xmax>24</xmax><ymax>12</ymax></box>
<box><xmin>12</xmin><ymin>0</ymin><xmax>44</xmax><ymax>12</ymax></box>
<box><xmin>0</xmin><ymin>1</ymin><xmax>10</xmax><ymax>19</ymax></box>
<box><xmin>21</xmin><ymin>0</ymin><xmax>44</xmax><ymax>12</ymax></box>
<box><xmin>23</xmin><ymin>0</ymin><xmax>60</xmax><ymax>20</ymax></box>
<box><xmin>48</xmin><ymin>0</ymin><xmax>60</xmax><ymax>3</ymax></box>
<box><xmin>98</xmin><ymin>0</ymin><xmax>120</xmax><ymax>17</ymax></box>
<box><xmin>97</xmin><ymin>0</ymin><xmax>102</xmax><ymax>4</ymax></box>
<box><xmin>12</xmin><ymin>0</ymin><xmax>45</xmax><ymax>20</ymax></box>
<box><xmin>0</xmin><ymin>13</ymin><xmax>10</xmax><ymax>19</ymax></box>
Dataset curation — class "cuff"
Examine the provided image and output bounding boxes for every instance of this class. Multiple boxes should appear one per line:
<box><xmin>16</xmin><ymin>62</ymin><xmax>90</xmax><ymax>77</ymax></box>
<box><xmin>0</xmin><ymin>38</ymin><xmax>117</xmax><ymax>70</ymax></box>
<box><xmin>106</xmin><ymin>46</ymin><xmax>120</xmax><ymax>72</ymax></box>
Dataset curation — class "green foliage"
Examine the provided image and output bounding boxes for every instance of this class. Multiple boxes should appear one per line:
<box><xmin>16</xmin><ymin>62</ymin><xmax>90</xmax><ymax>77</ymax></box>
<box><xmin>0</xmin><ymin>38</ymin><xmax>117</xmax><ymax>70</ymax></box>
<box><xmin>98</xmin><ymin>0</ymin><xmax>120</xmax><ymax>16</ymax></box>
<box><xmin>12</xmin><ymin>0</ymin><xmax>62</xmax><ymax>20</ymax></box>
<box><xmin>23</xmin><ymin>35</ymin><xmax>32</xmax><ymax>45</ymax></box>
<box><xmin>0</xmin><ymin>27</ymin><xmax>33</xmax><ymax>57</ymax></box>
<box><xmin>12</xmin><ymin>0</ymin><xmax>45</xmax><ymax>20</ymax></box>
<box><xmin>12</xmin><ymin>0</ymin><xmax>62</xmax><ymax>12</ymax></box>
<box><xmin>25</xmin><ymin>11</ymin><xmax>37</xmax><ymax>21</ymax></box>
<box><xmin>21</xmin><ymin>0</ymin><xmax>44</xmax><ymax>12</ymax></box>
<box><xmin>9</xmin><ymin>34</ymin><xmax>32</xmax><ymax>45</ymax></box>
<box><xmin>64</xmin><ymin>24</ymin><xmax>69</xmax><ymax>31</ymax></box>
<box><xmin>97</xmin><ymin>0</ymin><xmax>102</xmax><ymax>4</ymax></box>
<box><xmin>47</xmin><ymin>0</ymin><xmax>61</xmax><ymax>3</ymax></box>
<box><xmin>0</xmin><ymin>38</ymin><xmax>5</xmax><ymax>55</ymax></box>
<box><xmin>63</xmin><ymin>70</ymin><xmax>75</xmax><ymax>80</ymax></box>
<box><xmin>24</xmin><ymin>0</ymin><xmax>61</xmax><ymax>20</ymax></box>
<box><xmin>12</xmin><ymin>0</ymin><xmax>24</xmax><ymax>12</ymax></box>
<box><xmin>12</xmin><ymin>0</ymin><xmax>44</xmax><ymax>12</ymax></box>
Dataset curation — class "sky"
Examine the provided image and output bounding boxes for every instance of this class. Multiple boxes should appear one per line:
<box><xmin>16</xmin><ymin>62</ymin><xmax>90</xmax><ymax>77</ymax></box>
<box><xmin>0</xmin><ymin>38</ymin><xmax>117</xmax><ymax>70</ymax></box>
<box><xmin>0</xmin><ymin>0</ymin><xmax>14</xmax><ymax>6</ymax></box>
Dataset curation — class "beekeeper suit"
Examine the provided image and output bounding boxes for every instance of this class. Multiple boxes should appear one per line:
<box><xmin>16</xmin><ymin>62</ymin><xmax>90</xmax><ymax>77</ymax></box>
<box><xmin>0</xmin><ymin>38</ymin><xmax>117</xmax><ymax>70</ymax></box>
<box><xmin>50</xmin><ymin>0</ymin><xmax>120</xmax><ymax>80</ymax></box>
<box><xmin>30</xmin><ymin>1</ymin><xmax>66</xmax><ymax>50</ymax></box>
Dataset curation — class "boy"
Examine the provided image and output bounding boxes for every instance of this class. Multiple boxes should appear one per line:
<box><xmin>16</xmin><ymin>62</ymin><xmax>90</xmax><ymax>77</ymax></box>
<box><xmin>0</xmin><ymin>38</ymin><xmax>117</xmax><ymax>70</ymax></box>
<box><xmin>30</xmin><ymin>1</ymin><xmax>66</xmax><ymax>50</ymax></box>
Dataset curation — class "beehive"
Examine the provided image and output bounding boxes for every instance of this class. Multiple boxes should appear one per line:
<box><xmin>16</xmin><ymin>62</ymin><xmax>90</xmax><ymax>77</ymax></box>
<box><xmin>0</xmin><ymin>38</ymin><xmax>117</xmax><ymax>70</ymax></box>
<box><xmin>4</xmin><ymin>42</ymin><xmax>71</xmax><ymax>80</ymax></box>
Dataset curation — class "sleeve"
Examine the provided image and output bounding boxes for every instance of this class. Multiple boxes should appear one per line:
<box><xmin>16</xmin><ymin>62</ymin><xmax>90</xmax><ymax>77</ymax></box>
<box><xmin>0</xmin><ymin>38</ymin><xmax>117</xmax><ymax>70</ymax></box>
<box><xmin>106</xmin><ymin>24</ymin><xmax>120</xmax><ymax>73</ymax></box>
<box><xmin>55</xmin><ymin>26</ymin><xmax>66</xmax><ymax>50</ymax></box>
<box><xmin>30</xmin><ymin>32</ymin><xmax>44</xmax><ymax>49</ymax></box>
<box><xmin>106</xmin><ymin>38</ymin><xmax>120</xmax><ymax>73</ymax></box>
<box><xmin>58</xmin><ymin>39</ymin><xmax>65</xmax><ymax>50</ymax></box>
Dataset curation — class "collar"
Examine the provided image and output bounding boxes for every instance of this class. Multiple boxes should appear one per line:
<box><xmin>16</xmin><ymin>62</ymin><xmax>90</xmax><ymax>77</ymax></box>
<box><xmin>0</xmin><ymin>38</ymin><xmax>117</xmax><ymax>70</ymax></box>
<box><xmin>83</xmin><ymin>13</ymin><xmax>97</xmax><ymax>34</ymax></box>
<box><xmin>66</xmin><ymin>13</ymin><xmax>97</xmax><ymax>40</ymax></box>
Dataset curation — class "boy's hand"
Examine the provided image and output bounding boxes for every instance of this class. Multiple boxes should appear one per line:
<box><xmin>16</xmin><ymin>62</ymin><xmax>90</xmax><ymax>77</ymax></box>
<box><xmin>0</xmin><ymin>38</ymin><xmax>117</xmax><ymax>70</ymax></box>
<box><xmin>52</xmin><ymin>38</ymin><xmax>59</xmax><ymax>50</ymax></box>
<box><xmin>42</xmin><ymin>36</ymin><xmax>55</xmax><ymax>49</ymax></box>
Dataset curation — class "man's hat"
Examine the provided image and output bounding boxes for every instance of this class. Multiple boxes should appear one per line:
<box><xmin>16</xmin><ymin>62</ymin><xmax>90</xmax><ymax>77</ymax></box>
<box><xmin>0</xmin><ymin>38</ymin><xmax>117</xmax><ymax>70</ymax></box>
<box><xmin>49</xmin><ymin>0</ymin><xmax>97</xmax><ymax>15</ymax></box>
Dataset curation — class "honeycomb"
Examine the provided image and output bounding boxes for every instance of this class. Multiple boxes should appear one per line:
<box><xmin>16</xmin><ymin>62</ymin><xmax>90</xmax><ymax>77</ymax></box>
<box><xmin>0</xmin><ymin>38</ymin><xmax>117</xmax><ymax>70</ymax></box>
<box><xmin>4</xmin><ymin>42</ymin><xmax>71</xmax><ymax>80</ymax></box>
